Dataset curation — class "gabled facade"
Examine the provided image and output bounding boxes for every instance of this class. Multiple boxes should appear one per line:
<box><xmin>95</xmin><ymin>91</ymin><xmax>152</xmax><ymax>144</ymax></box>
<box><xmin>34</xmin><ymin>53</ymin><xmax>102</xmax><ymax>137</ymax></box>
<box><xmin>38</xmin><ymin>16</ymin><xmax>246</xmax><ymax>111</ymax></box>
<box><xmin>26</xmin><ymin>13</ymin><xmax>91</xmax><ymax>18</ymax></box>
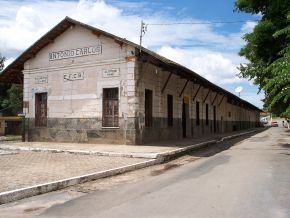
<box><xmin>0</xmin><ymin>17</ymin><xmax>261</xmax><ymax>144</ymax></box>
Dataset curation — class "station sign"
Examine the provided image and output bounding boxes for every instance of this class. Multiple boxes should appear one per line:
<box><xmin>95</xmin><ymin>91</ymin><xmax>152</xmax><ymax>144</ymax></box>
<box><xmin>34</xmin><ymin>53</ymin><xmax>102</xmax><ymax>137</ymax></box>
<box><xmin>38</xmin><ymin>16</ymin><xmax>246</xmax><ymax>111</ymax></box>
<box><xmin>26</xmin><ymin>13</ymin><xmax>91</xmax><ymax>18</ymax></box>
<box><xmin>49</xmin><ymin>45</ymin><xmax>102</xmax><ymax>61</ymax></box>
<box><xmin>102</xmin><ymin>68</ymin><xmax>120</xmax><ymax>78</ymax></box>
<box><xmin>35</xmin><ymin>75</ymin><xmax>48</xmax><ymax>84</ymax></box>
<box><xmin>64</xmin><ymin>72</ymin><xmax>84</xmax><ymax>81</ymax></box>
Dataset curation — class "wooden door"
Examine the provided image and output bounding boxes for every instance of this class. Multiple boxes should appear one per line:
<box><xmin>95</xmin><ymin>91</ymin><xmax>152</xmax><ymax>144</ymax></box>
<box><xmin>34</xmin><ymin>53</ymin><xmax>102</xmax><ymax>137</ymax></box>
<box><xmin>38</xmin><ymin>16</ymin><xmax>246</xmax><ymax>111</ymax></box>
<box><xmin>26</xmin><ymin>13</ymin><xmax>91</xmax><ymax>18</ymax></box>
<box><xmin>182</xmin><ymin>100</ymin><xmax>186</xmax><ymax>137</ymax></box>
<box><xmin>167</xmin><ymin>94</ymin><xmax>173</xmax><ymax>126</ymax></box>
<box><xmin>35</xmin><ymin>93</ymin><xmax>47</xmax><ymax>127</ymax></box>
<box><xmin>213</xmin><ymin>105</ymin><xmax>217</xmax><ymax>133</ymax></box>
<box><xmin>103</xmin><ymin>88</ymin><xmax>119</xmax><ymax>127</ymax></box>
<box><xmin>145</xmin><ymin>89</ymin><xmax>153</xmax><ymax>127</ymax></box>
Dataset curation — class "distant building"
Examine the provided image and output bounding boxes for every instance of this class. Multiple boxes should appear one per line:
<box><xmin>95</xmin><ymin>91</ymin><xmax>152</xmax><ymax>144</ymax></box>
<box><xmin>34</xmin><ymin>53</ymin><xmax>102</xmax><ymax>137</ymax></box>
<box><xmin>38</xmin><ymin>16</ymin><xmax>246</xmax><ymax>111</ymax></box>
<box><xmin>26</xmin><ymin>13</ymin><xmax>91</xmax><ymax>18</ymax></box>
<box><xmin>0</xmin><ymin>17</ymin><xmax>261</xmax><ymax>144</ymax></box>
<box><xmin>0</xmin><ymin>117</ymin><xmax>21</xmax><ymax>136</ymax></box>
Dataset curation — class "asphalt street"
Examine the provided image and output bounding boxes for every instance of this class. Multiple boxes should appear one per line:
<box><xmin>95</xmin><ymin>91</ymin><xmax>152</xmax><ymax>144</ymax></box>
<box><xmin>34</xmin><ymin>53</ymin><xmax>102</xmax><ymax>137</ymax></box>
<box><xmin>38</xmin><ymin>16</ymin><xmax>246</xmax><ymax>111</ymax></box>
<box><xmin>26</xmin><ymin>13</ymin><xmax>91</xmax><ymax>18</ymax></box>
<box><xmin>39</xmin><ymin>127</ymin><xmax>290</xmax><ymax>218</ymax></box>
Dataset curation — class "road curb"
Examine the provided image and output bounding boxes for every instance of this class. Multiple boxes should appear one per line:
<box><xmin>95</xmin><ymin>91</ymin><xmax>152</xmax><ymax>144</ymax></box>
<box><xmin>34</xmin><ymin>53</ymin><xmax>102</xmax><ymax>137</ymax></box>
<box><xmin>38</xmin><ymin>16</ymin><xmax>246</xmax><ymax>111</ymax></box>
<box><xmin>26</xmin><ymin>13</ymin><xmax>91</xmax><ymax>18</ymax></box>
<box><xmin>0</xmin><ymin>145</ymin><xmax>158</xmax><ymax>159</ymax></box>
<box><xmin>219</xmin><ymin>130</ymin><xmax>258</xmax><ymax>142</ymax></box>
<box><xmin>157</xmin><ymin>129</ymin><xmax>259</xmax><ymax>159</ymax></box>
<box><xmin>0</xmin><ymin>158</ymin><xmax>162</xmax><ymax>205</ymax></box>
<box><xmin>0</xmin><ymin>129</ymin><xmax>260</xmax><ymax>160</ymax></box>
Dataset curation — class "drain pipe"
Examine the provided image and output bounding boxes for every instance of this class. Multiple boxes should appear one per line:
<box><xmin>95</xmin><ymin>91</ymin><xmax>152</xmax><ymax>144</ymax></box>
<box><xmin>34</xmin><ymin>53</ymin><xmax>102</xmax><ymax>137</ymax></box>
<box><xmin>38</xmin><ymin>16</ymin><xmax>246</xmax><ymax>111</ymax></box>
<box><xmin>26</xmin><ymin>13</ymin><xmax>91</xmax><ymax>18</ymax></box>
<box><xmin>18</xmin><ymin>113</ymin><xmax>26</xmax><ymax>142</ymax></box>
<box><xmin>123</xmin><ymin>112</ymin><xmax>128</xmax><ymax>144</ymax></box>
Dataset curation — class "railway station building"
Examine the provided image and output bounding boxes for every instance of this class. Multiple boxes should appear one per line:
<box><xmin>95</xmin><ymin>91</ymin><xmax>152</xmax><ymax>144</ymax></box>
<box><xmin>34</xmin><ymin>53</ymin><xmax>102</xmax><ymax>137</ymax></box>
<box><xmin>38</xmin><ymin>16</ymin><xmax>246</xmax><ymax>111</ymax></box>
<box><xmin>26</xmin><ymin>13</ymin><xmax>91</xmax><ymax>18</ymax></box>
<box><xmin>0</xmin><ymin>17</ymin><xmax>261</xmax><ymax>144</ymax></box>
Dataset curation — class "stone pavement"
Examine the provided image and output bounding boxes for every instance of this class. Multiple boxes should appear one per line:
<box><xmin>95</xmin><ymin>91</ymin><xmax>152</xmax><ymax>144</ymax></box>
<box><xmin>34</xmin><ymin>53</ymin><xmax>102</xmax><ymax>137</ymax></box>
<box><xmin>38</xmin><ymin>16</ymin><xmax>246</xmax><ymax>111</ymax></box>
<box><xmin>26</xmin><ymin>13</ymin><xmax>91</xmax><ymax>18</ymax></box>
<box><xmin>0</xmin><ymin>149</ymin><xmax>143</xmax><ymax>193</ymax></box>
<box><xmin>0</xmin><ymin>128</ymin><xmax>261</xmax><ymax>159</ymax></box>
<box><xmin>0</xmin><ymin>128</ymin><xmax>261</xmax><ymax>200</ymax></box>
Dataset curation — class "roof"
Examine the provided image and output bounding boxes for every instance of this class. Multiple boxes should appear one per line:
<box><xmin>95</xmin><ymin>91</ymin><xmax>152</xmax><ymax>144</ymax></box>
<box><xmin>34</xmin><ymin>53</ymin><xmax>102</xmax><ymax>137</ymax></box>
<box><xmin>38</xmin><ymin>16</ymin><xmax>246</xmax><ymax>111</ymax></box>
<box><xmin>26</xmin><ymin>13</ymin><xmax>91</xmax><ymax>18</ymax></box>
<box><xmin>0</xmin><ymin>17</ymin><xmax>261</xmax><ymax>111</ymax></box>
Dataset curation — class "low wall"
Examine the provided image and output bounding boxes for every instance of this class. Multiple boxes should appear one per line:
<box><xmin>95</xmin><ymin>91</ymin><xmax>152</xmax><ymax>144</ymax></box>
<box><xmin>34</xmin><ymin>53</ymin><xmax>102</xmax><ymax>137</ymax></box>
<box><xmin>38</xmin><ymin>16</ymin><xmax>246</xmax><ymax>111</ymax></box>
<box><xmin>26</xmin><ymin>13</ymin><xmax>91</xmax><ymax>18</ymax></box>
<box><xmin>138</xmin><ymin>117</ymin><xmax>257</xmax><ymax>144</ymax></box>
<box><xmin>26</xmin><ymin>117</ymin><xmax>258</xmax><ymax>145</ymax></box>
<box><xmin>27</xmin><ymin>117</ymin><xmax>138</xmax><ymax>144</ymax></box>
<box><xmin>0</xmin><ymin>117</ymin><xmax>21</xmax><ymax>136</ymax></box>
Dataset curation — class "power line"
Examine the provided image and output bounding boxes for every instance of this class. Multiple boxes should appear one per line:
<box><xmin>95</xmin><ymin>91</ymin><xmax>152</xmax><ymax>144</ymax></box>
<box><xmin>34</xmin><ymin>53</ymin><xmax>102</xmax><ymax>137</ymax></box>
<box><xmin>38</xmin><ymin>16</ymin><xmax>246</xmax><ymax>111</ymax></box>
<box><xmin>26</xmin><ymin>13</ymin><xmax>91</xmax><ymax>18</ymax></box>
<box><xmin>146</xmin><ymin>20</ymin><xmax>259</xmax><ymax>26</ymax></box>
<box><xmin>139</xmin><ymin>19</ymin><xmax>259</xmax><ymax>50</ymax></box>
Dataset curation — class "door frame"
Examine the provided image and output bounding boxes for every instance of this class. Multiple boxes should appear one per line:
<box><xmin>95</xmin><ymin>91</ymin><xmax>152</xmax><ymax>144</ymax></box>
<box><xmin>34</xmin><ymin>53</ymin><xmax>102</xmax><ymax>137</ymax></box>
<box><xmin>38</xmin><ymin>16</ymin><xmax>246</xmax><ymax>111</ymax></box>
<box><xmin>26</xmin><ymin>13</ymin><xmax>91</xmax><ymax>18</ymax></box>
<box><xmin>102</xmin><ymin>87</ymin><xmax>119</xmax><ymax>127</ymax></box>
<box><xmin>182</xmin><ymin>97</ymin><xmax>189</xmax><ymax>138</ymax></box>
<box><xmin>35</xmin><ymin>92</ymin><xmax>47</xmax><ymax>127</ymax></box>
<box><xmin>213</xmin><ymin>105</ymin><xmax>217</xmax><ymax>133</ymax></box>
<box><xmin>145</xmin><ymin>89</ymin><xmax>153</xmax><ymax>127</ymax></box>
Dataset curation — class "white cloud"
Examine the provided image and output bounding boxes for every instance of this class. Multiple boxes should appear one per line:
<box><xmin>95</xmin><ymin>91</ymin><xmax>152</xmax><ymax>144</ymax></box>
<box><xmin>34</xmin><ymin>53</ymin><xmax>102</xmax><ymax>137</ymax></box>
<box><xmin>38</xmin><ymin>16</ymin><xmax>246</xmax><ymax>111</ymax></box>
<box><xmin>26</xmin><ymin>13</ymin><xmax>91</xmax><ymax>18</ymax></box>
<box><xmin>0</xmin><ymin>0</ymin><xmax>141</xmax><ymax>54</ymax></box>
<box><xmin>0</xmin><ymin>0</ymin><xmax>262</xmax><ymax>107</ymax></box>
<box><xmin>157</xmin><ymin>46</ymin><xmax>248</xmax><ymax>85</ymax></box>
<box><xmin>4</xmin><ymin>57</ymin><xmax>14</xmax><ymax>69</ymax></box>
<box><xmin>234</xmin><ymin>86</ymin><xmax>243</xmax><ymax>93</ymax></box>
<box><xmin>16</xmin><ymin>6</ymin><xmax>43</xmax><ymax>31</ymax></box>
<box><xmin>241</xmin><ymin>91</ymin><xmax>265</xmax><ymax>109</ymax></box>
<box><xmin>241</xmin><ymin>21</ymin><xmax>257</xmax><ymax>33</ymax></box>
<box><xmin>0</xmin><ymin>0</ymin><xmax>248</xmax><ymax>57</ymax></box>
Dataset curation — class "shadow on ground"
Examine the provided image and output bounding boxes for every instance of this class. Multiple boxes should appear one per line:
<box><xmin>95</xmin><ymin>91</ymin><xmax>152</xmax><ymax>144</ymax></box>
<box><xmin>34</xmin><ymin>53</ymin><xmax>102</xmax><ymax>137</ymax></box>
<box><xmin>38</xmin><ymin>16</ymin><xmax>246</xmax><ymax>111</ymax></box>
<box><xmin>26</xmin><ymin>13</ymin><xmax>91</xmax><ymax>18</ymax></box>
<box><xmin>151</xmin><ymin>128</ymin><xmax>268</xmax><ymax>176</ymax></box>
<box><xmin>170</xmin><ymin>129</ymin><xmax>266</xmax><ymax>159</ymax></box>
<box><xmin>137</xmin><ymin>128</ymin><xmax>265</xmax><ymax>149</ymax></box>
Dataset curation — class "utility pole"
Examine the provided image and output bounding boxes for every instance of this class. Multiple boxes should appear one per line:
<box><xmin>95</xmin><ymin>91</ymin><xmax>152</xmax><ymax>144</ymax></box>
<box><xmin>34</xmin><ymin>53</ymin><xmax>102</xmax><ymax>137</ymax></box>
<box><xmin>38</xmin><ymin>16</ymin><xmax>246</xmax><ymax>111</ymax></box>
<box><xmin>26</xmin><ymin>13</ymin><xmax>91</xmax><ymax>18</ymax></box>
<box><xmin>139</xmin><ymin>20</ymin><xmax>147</xmax><ymax>52</ymax></box>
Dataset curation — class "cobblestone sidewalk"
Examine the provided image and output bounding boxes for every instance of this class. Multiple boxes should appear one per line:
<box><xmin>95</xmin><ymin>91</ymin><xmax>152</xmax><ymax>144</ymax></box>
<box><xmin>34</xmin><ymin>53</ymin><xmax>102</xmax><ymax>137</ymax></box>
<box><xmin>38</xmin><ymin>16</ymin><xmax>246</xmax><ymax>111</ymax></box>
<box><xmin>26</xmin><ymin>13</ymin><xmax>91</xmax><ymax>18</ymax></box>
<box><xmin>0</xmin><ymin>128</ymin><xmax>261</xmax><ymax>194</ymax></box>
<box><xmin>0</xmin><ymin>128</ymin><xmax>261</xmax><ymax>158</ymax></box>
<box><xmin>0</xmin><ymin>149</ymin><xmax>143</xmax><ymax>193</ymax></box>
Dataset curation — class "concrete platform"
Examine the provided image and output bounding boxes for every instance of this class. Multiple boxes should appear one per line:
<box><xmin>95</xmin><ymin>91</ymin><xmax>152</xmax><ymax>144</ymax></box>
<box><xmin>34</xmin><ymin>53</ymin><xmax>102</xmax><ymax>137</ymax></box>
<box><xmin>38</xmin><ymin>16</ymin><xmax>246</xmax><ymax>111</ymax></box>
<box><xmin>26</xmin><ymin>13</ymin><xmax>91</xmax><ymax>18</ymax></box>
<box><xmin>0</xmin><ymin>128</ymin><xmax>260</xmax><ymax>159</ymax></box>
<box><xmin>0</xmin><ymin>128</ymin><xmax>262</xmax><ymax>204</ymax></box>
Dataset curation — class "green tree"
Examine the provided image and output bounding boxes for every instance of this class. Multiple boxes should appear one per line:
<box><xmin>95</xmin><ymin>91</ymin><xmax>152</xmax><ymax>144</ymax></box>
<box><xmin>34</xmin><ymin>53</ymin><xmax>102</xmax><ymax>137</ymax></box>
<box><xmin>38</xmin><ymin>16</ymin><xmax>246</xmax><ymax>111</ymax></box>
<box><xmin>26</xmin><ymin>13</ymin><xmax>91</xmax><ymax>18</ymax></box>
<box><xmin>0</xmin><ymin>53</ymin><xmax>23</xmax><ymax>116</ymax></box>
<box><xmin>263</xmin><ymin>16</ymin><xmax>290</xmax><ymax>117</ymax></box>
<box><xmin>1</xmin><ymin>84</ymin><xmax>23</xmax><ymax>115</ymax></box>
<box><xmin>0</xmin><ymin>53</ymin><xmax>5</xmax><ymax>71</ymax></box>
<box><xmin>235</xmin><ymin>0</ymin><xmax>290</xmax><ymax>117</ymax></box>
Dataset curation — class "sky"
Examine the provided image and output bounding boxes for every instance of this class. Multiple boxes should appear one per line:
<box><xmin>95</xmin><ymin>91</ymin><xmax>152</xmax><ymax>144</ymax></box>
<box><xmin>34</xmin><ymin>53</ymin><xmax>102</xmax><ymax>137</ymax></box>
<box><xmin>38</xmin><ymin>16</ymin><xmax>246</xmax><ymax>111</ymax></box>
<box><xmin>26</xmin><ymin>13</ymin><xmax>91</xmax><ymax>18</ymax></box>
<box><xmin>0</xmin><ymin>0</ymin><xmax>264</xmax><ymax>108</ymax></box>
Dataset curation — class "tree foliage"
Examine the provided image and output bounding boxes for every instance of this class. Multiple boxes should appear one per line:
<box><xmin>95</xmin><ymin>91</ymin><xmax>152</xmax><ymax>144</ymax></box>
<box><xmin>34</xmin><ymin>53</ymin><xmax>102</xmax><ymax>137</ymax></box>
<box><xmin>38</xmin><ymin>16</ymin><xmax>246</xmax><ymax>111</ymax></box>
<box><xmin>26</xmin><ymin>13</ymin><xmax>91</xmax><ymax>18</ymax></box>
<box><xmin>0</xmin><ymin>53</ymin><xmax>5</xmax><ymax>71</ymax></box>
<box><xmin>263</xmin><ymin>16</ymin><xmax>290</xmax><ymax>117</ymax></box>
<box><xmin>0</xmin><ymin>53</ymin><xmax>23</xmax><ymax>116</ymax></box>
<box><xmin>235</xmin><ymin>0</ymin><xmax>290</xmax><ymax>117</ymax></box>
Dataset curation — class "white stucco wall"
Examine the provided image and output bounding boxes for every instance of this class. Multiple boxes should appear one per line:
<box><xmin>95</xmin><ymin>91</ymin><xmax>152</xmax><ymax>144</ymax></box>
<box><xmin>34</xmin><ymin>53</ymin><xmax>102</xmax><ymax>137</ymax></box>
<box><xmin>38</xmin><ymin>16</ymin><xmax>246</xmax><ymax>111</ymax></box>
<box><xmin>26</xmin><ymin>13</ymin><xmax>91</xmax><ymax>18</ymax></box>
<box><xmin>138</xmin><ymin>61</ymin><xmax>258</xmax><ymax>128</ymax></box>
<box><xmin>23</xmin><ymin>24</ymin><xmax>136</xmax><ymax>120</ymax></box>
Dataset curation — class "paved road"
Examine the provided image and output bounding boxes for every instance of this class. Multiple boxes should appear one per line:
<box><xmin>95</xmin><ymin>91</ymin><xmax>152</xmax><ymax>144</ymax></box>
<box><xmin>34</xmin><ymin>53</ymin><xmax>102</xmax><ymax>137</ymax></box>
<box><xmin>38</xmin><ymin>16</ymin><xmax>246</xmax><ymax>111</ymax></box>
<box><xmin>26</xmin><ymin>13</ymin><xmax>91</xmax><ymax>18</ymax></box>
<box><xmin>38</xmin><ymin>128</ymin><xmax>289</xmax><ymax>218</ymax></box>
